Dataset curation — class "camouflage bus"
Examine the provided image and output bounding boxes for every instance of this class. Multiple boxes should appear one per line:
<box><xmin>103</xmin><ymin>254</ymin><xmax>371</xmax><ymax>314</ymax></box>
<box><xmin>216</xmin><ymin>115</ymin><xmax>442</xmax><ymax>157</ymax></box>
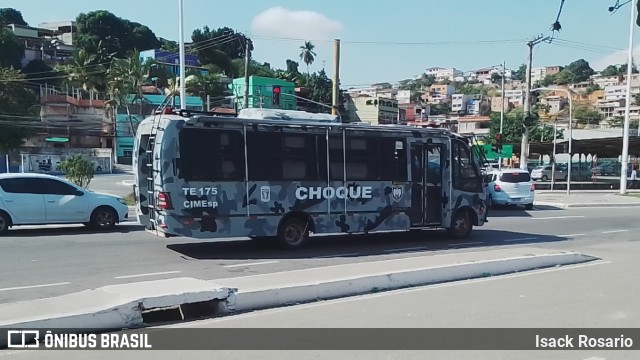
<box><xmin>133</xmin><ymin>108</ymin><xmax>488</xmax><ymax>249</ymax></box>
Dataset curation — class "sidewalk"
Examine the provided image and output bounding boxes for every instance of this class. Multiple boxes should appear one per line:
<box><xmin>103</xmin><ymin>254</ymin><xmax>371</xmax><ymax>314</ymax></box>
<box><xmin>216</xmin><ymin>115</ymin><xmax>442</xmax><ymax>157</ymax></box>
<box><xmin>534</xmin><ymin>191</ymin><xmax>640</xmax><ymax>208</ymax></box>
<box><xmin>0</xmin><ymin>247</ymin><xmax>596</xmax><ymax>343</ymax></box>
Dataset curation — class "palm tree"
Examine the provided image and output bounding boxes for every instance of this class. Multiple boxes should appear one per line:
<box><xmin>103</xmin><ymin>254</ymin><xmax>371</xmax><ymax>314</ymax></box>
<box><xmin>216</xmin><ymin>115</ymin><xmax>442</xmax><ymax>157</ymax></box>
<box><xmin>55</xmin><ymin>49</ymin><xmax>105</xmax><ymax>98</ymax></box>
<box><xmin>299</xmin><ymin>41</ymin><xmax>317</xmax><ymax>75</ymax></box>
<box><xmin>109</xmin><ymin>50</ymin><xmax>156</xmax><ymax>125</ymax></box>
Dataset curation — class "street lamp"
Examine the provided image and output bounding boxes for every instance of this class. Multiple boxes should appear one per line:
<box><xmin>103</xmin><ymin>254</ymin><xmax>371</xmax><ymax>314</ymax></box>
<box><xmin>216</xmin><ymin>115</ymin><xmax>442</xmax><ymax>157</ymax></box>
<box><xmin>532</xmin><ymin>87</ymin><xmax>573</xmax><ymax>195</ymax></box>
<box><xmin>178</xmin><ymin>0</ymin><xmax>186</xmax><ymax>110</ymax></box>
<box><xmin>619</xmin><ymin>1</ymin><xmax>635</xmax><ymax>194</ymax></box>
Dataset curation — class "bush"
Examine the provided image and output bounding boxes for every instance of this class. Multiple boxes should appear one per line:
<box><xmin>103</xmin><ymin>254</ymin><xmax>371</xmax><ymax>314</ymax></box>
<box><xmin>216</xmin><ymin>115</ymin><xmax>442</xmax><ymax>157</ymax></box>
<box><xmin>57</xmin><ymin>155</ymin><xmax>95</xmax><ymax>188</ymax></box>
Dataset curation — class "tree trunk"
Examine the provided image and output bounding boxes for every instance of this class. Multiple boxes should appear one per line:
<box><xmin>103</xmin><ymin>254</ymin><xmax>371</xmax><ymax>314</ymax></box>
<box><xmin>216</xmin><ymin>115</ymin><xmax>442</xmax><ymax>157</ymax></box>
<box><xmin>126</xmin><ymin>106</ymin><xmax>136</xmax><ymax>136</ymax></box>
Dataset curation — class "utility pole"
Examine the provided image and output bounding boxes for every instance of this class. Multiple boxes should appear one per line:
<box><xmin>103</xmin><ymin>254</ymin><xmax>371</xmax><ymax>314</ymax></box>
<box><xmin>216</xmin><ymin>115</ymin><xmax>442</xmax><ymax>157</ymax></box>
<box><xmin>244</xmin><ymin>39</ymin><xmax>251</xmax><ymax>109</ymax></box>
<box><xmin>178</xmin><ymin>0</ymin><xmax>186</xmax><ymax>110</ymax></box>
<box><xmin>331</xmin><ymin>39</ymin><xmax>341</xmax><ymax>116</ymax></box>
<box><xmin>521</xmin><ymin>34</ymin><xmax>551</xmax><ymax>170</ymax></box>
<box><xmin>621</xmin><ymin>2</ymin><xmax>636</xmax><ymax>194</ymax></box>
<box><xmin>499</xmin><ymin>61</ymin><xmax>505</xmax><ymax>169</ymax></box>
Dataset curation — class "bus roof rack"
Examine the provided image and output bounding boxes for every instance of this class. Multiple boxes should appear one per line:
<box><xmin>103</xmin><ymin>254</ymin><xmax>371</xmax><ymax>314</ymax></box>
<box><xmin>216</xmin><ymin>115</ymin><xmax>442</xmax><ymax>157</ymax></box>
<box><xmin>177</xmin><ymin>108</ymin><xmax>238</xmax><ymax>118</ymax></box>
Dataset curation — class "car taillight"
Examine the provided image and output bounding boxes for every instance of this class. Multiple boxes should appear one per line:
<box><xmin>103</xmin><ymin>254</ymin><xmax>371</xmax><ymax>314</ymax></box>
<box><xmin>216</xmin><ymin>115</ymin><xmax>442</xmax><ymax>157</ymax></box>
<box><xmin>157</xmin><ymin>192</ymin><xmax>173</xmax><ymax>210</ymax></box>
<box><xmin>493</xmin><ymin>184</ymin><xmax>502</xmax><ymax>192</ymax></box>
<box><xmin>530</xmin><ymin>183</ymin><xmax>535</xmax><ymax>191</ymax></box>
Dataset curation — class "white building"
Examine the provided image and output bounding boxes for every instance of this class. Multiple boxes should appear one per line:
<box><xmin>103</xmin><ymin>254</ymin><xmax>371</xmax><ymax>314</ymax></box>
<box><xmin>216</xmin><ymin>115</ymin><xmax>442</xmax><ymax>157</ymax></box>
<box><xmin>425</xmin><ymin>67</ymin><xmax>464</xmax><ymax>82</ymax></box>
<box><xmin>395</xmin><ymin>90</ymin><xmax>413</xmax><ymax>104</ymax></box>
<box><xmin>592</xmin><ymin>75</ymin><xmax>621</xmax><ymax>88</ymax></box>
<box><xmin>596</xmin><ymin>99</ymin><xmax>625</xmax><ymax>119</ymax></box>
<box><xmin>603</xmin><ymin>85</ymin><xmax>640</xmax><ymax>101</ymax></box>
<box><xmin>451</xmin><ymin>94</ymin><xmax>472</xmax><ymax>114</ymax></box>
<box><xmin>38</xmin><ymin>21</ymin><xmax>77</xmax><ymax>46</ymax></box>
<box><xmin>531</xmin><ymin>67</ymin><xmax>547</xmax><ymax>83</ymax></box>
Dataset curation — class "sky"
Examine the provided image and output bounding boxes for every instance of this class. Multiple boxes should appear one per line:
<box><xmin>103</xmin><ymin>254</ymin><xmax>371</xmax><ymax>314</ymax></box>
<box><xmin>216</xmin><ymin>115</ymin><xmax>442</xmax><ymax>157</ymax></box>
<box><xmin>4</xmin><ymin>0</ymin><xmax>640</xmax><ymax>87</ymax></box>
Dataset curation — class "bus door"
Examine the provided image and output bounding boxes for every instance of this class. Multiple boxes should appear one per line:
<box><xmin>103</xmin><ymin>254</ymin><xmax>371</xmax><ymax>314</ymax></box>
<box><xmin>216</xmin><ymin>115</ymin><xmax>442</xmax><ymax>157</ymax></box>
<box><xmin>410</xmin><ymin>143</ymin><xmax>444</xmax><ymax>226</ymax></box>
<box><xmin>425</xmin><ymin>144</ymin><xmax>443</xmax><ymax>225</ymax></box>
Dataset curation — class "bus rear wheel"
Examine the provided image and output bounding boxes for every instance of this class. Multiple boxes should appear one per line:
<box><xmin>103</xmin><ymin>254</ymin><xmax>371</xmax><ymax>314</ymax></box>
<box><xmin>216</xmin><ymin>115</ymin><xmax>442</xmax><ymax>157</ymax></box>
<box><xmin>277</xmin><ymin>217</ymin><xmax>310</xmax><ymax>249</ymax></box>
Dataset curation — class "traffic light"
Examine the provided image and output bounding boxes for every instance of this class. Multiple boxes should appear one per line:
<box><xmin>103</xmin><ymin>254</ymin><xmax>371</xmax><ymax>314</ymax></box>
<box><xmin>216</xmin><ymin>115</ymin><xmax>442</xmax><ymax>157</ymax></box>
<box><xmin>272</xmin><ymin>85</ymin><xmax>281</xmax><ymax>107</ymax></box>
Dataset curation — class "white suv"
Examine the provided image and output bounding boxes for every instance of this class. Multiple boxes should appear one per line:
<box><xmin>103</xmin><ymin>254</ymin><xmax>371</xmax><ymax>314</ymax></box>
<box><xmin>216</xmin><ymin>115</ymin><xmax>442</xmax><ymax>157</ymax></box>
<box><xmin>485</xmin><ymin>169</ymin><xmax>535</xmax><ymax>210</ymax></box>
<box><xmin>0</xmin><ymin>173</ymin><xmax>130</xmax><ymax>235</ymax></box>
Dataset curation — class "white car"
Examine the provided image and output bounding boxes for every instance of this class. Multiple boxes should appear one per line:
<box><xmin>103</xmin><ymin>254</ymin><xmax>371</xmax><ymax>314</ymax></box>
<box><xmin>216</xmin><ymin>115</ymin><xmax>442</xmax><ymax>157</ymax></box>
<box><xmin>484</xmin><ymin>169</ymin><xmax>535</xmax><ymax>210</ymax></box>
<box><xmin>0</xmin><ymin>173</ymin><xmax>129</xmax><ymax>234</ymax></box>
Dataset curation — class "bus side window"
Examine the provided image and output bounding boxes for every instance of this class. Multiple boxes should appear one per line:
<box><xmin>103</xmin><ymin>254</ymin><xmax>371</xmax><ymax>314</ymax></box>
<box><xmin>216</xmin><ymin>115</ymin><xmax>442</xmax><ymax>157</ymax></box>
<box><xmin>345</xmin><ymin>135</ymin><xmax>378</xmax><ymax>180</ymax></box>
<box><xmin>381</xmin><ymin>138</ymin><xmax>408</xmax><ymax>182</ymax></box>
<box><xmin>452</xmin><ymin>140</ymin><xmax>482</xmax><ymax>193</ymax></box>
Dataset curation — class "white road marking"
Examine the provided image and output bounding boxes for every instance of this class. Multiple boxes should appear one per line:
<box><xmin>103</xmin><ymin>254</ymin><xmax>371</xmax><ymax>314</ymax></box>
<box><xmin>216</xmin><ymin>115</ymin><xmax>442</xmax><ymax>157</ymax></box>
<box><xmin>448</xmin><ymin>242</ymin><xmax>483</xmax><ymax>246</ymax></box>
<box><xmin>114</xmin><ymin>271</ymin><xmax>181</xmax><ymax>279</ymax></box>
<box><xmin>0</xmin><ymin>282</ymin><xmax>70</xmax><ymax>292</ymax></box>
<box><xmin>223</xmin><ymin>261</ymin><xmax>279</xmax><ymax>268</ymax></box>
<box><xmin>316</xmin><ymin>253</ymin><xmax>360</xmax><ymax>258</ymax></box>
<box><xmin>384</xmin><ymin>246</ymin><xmax>429</xmax><ymax>252</ymax></box>
<box><xmin>602</xmin><ymin>229</ymin><xmax>628</xmax><ymax>234</ymax></box>
<box><xmin>503</xmin><ymin>237</ymin><xmax>538</xmax><ymax>242</ymax></box>
<box><xmin>558</xmin><ymin>233</ymin><xmax>586</xmax><ymax>237</ymax></box>
<box><xmin>531</xmin><ymin>215</ymin><xmax>585</xmax><ymax>220</ymax></box>
<box><xmin>121</xmin><ymin>180</ymin><xmax>135</xmax><ymax>186</ymax></box>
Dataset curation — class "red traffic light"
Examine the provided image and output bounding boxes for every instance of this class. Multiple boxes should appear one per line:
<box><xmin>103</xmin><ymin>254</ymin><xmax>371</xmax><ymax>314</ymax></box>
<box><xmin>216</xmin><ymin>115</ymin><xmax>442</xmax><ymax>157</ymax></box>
<box><xmin>273</xmin><ymin>86</ymin><xmax>281</xmax><ymax>94</ymax></box>
<box><xmin>496</xmin><ymin>133</ymin><xmax>501</xmax><ymax>141</ymax></box>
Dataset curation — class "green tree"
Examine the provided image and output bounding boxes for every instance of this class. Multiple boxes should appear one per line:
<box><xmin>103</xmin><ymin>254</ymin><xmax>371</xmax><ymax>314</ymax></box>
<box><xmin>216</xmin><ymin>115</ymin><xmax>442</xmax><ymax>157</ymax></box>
<box><xmin>21</xmin><ymin>59</ymin><xmax>60</xmax><ymax>86</ymax></box>
<box><xmin>0</xmin><ymin>28</ymin><xmax>24</xmax><ymax>69</ymax></box>
<box><xmin>108</xmin><ymin>50</ymin><xmax>156</xmax><ymax>134</ymax></box>
<box><xmin>573</xmin><ymin>106</ymin><xmax>603</xmax><ymax>125</ymax></box>
<box><xmin>600</xmin><ymin>65</ymin><xmax>620</xmax><ymax>77</ymax></box>
<box><xmin>299</xmin><ymin>41</ymin><xmax>317</xmax><ymax>74</ymax></box>
<box><xmin>490</xmin><ymin>72</ymin><xmax>502</xmax><ymax>84</ymax></box>
<box><xmin>564</xmin><ymin>59</ymin><xmax>595</xmax><ymax>83</ymax></box>
<box><xmin>539</xmin><ymin>73</ymin><xmax>557</xmax><ymax>86</ymax></box>
<box><xmin>619</xmin><ymin>63</ymin><xmax>639</xmax><ymax>74</ymax></box>
<box><xmin>585</xmin><ymin>84</ymin><xmax>602</xmax><ymax>95</ymax></box>
<box><xmin>57</xmin><ymin>155</ymin><xmax>95</xmax><ymax>188</ymax></box>
<box><xmin>0</xmin><ymin>68</ymin><xmax>36</xmax><ymax>152</ymax></box>
<box><xmin>75</xmin><ymin>10</ymin><xmax>160</xmax><ymax>60</ymax></box>
<box><xmin>191</xmin><ymin>26</ymin><xmax>251</xmax><ymax>76</ymax></box>
<box><xmin>486</xmin><ymin>109</ymin><xmax>564</xmax><ymax>144</ymax></box>
<box><xmin>554</xmin><ymin>69</ymin><xmax>573</xmax><ymax>85</ymax></box>
<box><xmin>512</xmin><ymin>64</ymin><xmax>527</xmax><ymax>81</ymax></box>
<box><xmin>159</xmin><ymin>38</ymin><xmax>179</xmax><ymax>53</ymax></box>
<box><xmin>0</xmin><ymin>8</ymin><xmax>27</xmax><ymax>26</ymax></box>
<box><xmin>56</xmin><ymin>48</ymin><xmax>106</xmax><ymax>93</ymax></box>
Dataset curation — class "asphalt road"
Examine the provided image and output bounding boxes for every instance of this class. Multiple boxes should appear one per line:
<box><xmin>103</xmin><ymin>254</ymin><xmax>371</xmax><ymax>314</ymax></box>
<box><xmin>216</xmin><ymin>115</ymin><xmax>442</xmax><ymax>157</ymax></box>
<box><xmin>3</xmin><ymin>220</ymin><xmax>638</xmax><ymax>359</ymax></box>
<box><xmin>87</xmin><ymin>173</ymin><xmax>134</xmax><ymax>198</ymax></box>
<box><xmin>1</xmin><ymin>205</ymin><xmax>638</xmax><ymax>304</ymax></box>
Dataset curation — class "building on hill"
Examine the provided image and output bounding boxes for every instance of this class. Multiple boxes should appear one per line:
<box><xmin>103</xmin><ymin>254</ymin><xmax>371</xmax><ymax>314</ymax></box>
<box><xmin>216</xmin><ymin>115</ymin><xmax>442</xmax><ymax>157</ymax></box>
<box><xmin>345</xmin><ymin>94</ymin><xmax>401</xmax><ymax>125</ymax></box>
<box><xmin>231</xmin><ymin>76</ymin><xmax>296</xmax><ymax>110</ymax></box>
<box><xmin>4</xmin><ymin>23</ymin><xmax>74</xmax><ymax>66</ymax></box>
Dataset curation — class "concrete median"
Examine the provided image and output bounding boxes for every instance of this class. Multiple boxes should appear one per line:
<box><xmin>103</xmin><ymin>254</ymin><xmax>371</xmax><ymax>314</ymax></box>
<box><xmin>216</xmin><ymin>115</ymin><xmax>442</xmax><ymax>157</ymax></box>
<box><xmin>0</xmin><ymin>247</ymin><xmax>599</xmax><ymax>346</ymax></box>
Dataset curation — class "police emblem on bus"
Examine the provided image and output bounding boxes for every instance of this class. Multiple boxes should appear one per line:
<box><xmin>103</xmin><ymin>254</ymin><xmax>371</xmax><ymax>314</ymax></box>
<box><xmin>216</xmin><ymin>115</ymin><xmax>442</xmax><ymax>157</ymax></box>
<box><xmin>260</xmin><ymin>186</ymin><xmax>271</xmax><ymax>202</ymax></box>
<box><xmin>392</xmin><ymin>186</ymin><xmax>403</xmax><ymax>202</ymax></box>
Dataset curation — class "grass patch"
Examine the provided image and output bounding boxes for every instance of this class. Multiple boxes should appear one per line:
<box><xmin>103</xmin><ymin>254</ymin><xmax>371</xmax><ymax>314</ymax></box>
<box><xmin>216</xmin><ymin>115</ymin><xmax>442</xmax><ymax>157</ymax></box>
<box><xmin>124</xmin><ymin>192</ymin><xmax>136</xmax><ymax>206</ymax></box>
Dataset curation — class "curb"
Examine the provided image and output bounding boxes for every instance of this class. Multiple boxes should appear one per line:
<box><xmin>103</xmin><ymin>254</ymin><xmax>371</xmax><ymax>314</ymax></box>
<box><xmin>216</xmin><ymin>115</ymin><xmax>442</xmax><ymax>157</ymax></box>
<box><xmin>0</xmin><ymin>251</ymin><xmax>598</xmax><ymax>346</ymax></box>
<box><xmin>217</xmin><ymin>252</ymin><xmax>597</xmax><ymax>315</ymax></box>
<box><xmin>534</xmin><ymin>201</ymin><xmax>640</xmax><ymax>208</ymax></box>
<box><xmin>0</xmin><ymin>278</ymin><xmax>230</xmax><ymax>348</ymax></box>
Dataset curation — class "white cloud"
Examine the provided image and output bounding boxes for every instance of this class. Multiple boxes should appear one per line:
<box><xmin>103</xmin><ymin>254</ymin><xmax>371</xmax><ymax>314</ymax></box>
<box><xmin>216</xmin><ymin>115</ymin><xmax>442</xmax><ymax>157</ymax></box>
<box><xmin>593</xmin><ymin>44</ymin><xmax>640</xmax><ymax>70</ymax></box>
<box><xmin>251</xmin><ymin>6</ymin><xmax>343</xmax><ymax>41</ymax></box>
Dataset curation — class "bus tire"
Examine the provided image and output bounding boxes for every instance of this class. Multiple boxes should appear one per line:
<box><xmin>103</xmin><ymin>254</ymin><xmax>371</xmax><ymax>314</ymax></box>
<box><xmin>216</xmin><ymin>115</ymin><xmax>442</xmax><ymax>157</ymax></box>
<box><xmin>277</xmin><ymin>217</ymin><xmax>310</xmax><ymax>249</ymax></box>
<box><xmin>447</xmin><ymin>209</ymin><xmax>473</xmax><ymax>240</ymax></box>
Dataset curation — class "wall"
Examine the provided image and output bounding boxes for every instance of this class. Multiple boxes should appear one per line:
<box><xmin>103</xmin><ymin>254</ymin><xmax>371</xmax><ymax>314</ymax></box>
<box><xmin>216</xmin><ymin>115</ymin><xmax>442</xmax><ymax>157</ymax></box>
<box><xmin>20</xmin><ymin>148</ymin><xmax>113</xmax><ymax>175</ymax></box>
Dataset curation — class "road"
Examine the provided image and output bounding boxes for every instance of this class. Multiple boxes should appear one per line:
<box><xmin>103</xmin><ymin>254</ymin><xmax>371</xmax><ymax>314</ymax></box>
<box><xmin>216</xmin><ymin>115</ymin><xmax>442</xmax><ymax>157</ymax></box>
<box><xmin>87</xmin><ymin>173</ymin><xmax>134</xmax><ymax>198</ymax></box>
<box><xmin>2</xmin><ymin>213</ymin><xmax>638</xmax><ymax>359</ymax></box>
<box><xmin>0</xmin><ymin>205</ymin><xmax>638</xmax><ymax>304</ymax></box>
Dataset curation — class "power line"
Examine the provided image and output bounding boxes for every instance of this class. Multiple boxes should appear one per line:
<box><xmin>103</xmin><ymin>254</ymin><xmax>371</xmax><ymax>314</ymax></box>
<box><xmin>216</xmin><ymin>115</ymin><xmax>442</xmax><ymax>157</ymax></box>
<box><xmin>249</xmin><ymin>35</ymin><xmax>527</xmax><ymax>46</ymax></box>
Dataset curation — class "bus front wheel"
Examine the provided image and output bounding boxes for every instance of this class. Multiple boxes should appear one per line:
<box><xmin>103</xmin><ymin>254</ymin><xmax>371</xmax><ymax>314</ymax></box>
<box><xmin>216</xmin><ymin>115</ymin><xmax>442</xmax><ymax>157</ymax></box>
<box><xmin>277</xmin><ymin>217</ymin><xmax>310</xmax><ymax>249</ymax></box>
<box><xmin>447</xmin><ymin>210</ymin><xmax>473</xmax><ymax>239</ymax></box>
